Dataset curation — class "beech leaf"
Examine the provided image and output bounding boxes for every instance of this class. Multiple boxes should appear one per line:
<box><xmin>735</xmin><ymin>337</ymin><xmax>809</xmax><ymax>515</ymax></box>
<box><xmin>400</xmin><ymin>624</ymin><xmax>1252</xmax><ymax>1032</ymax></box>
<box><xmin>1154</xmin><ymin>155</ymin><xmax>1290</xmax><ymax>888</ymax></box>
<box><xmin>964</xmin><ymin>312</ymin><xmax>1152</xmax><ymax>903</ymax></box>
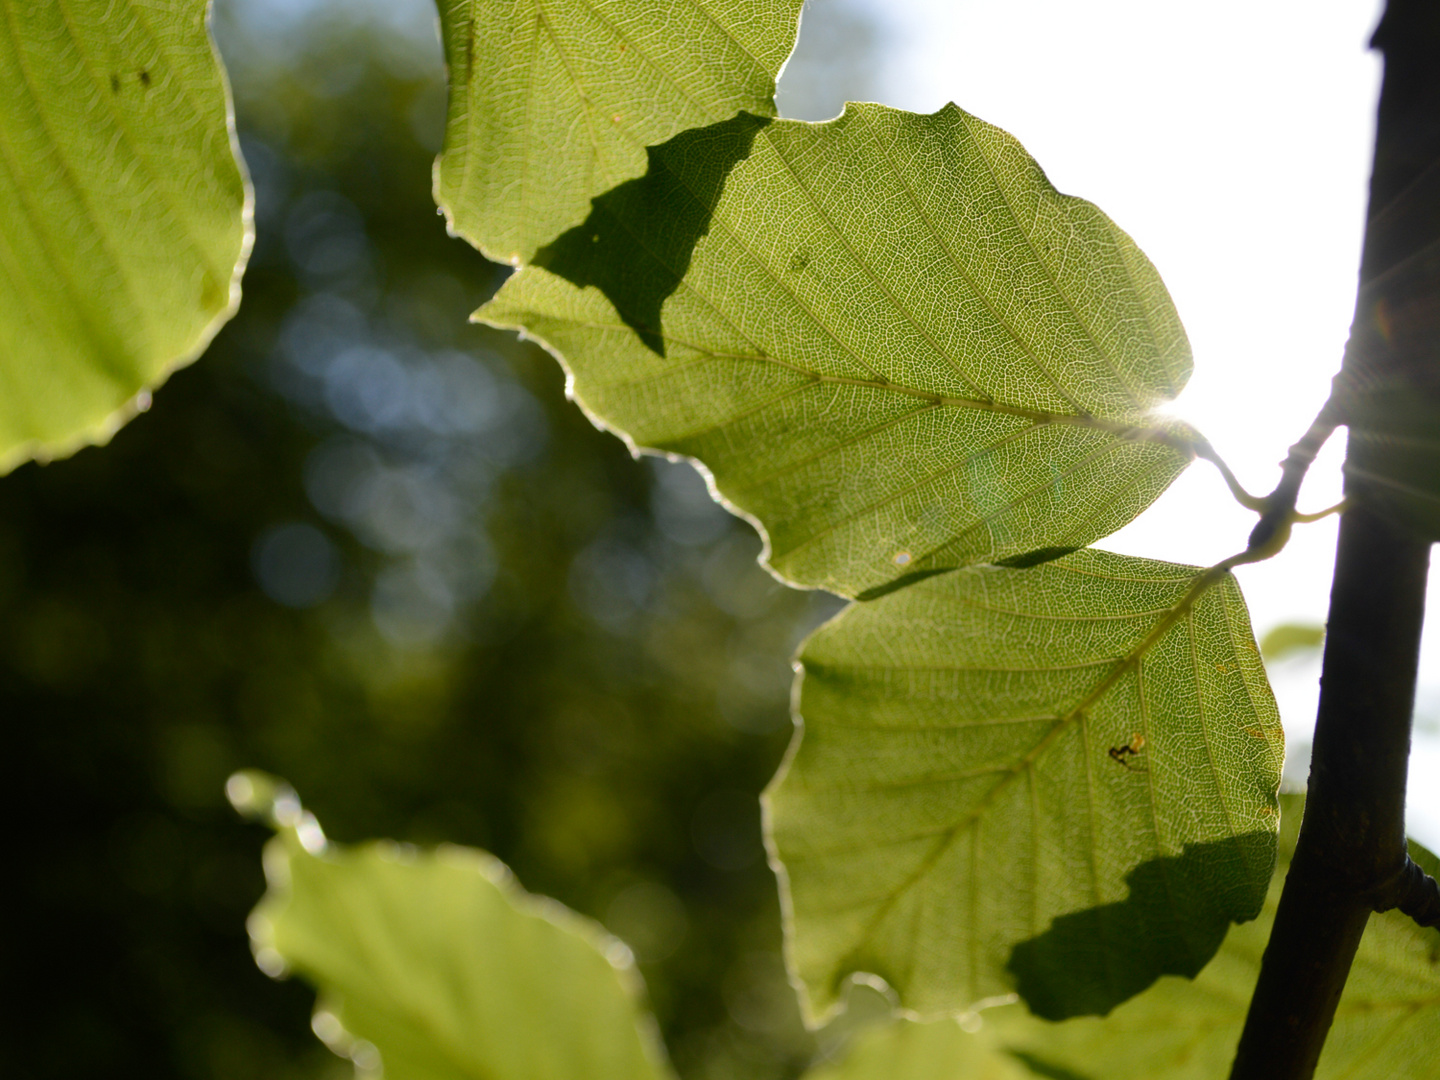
<box><xmin>235</xmin><ymin>776</ymin><xmax>670</xmax><ymax>1080</ymax></box>
<box><xmin>434</xmin><ymin>0</ymin><xmax>803</xmax><ymax>264</ymax></box>
<box><xmin>0</xmin><ymin>0</ymin><xmax>251</xmax><ymax>473</ymax></box>
<box><xmin>484</xmin><ymin>104</ymin><xmax>1196</xmax><ymax>598</ymax></box>
<box><xmin>765</xmin><ymin>548</ymin><xmax>1283</xmax><ymax>1023</ymax></box>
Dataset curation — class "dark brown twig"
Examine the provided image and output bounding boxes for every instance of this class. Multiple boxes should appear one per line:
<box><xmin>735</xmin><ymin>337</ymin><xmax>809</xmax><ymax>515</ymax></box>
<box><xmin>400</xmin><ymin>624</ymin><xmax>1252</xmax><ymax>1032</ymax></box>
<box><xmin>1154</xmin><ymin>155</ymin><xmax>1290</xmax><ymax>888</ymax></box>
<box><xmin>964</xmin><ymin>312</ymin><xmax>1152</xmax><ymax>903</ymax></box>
<box><xmin>1229</xmin><ymin>1</ymin><xmax>1440</xmax><ymax>1075</ymax></box>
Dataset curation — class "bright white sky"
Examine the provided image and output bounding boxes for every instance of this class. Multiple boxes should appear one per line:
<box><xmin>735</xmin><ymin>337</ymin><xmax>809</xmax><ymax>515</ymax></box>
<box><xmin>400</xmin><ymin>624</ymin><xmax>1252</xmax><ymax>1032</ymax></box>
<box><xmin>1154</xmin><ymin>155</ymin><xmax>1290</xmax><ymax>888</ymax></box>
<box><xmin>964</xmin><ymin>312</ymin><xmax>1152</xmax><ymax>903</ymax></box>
<box><xmin>780</xmin><ymin>0</ymin><xmax>1440</xmax><ymax>845</ymax></box>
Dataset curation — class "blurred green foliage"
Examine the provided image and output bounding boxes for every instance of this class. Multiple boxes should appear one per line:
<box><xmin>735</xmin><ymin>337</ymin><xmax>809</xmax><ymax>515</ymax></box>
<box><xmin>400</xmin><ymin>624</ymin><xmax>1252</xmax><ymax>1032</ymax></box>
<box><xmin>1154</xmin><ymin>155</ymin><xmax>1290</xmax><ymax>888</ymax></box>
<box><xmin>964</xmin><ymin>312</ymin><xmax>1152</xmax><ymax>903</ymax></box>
<box><xmin>5</xmin><ymin>3</ymin><xmax>846</xmax><ymax>1076</ymax></box>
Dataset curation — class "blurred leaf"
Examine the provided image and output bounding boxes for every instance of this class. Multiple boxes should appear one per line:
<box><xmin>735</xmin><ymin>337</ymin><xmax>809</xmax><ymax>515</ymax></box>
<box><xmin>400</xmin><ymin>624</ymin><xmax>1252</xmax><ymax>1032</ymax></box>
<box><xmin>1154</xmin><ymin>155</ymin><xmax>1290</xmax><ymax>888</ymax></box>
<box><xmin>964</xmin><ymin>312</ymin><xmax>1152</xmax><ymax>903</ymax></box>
<box><xmin>0</xmin><ymin>0</ymin><xmax>251</xmax><ymax>473</ymax></box>
<box><xmin>239</xmin><ymin>776</ymin><xmax>672</xmax><ymax>1080</ymax></box>
<box><xmin>993</xmin><ymin>795</ymin><xmax>1440</xmax><ymax>1079</ymax></box>
<box><xmin>766</xmin><ymin>548</ymin><xmax>1282</xmax><ymax>1023</ymax></box>
<box><xmin>804</xmin><ymin>1018</ymin><xmax>1029</xmax><ymax>1080</ymax></box>
<box><xmin>434</xmin><ymin>0</ymin><xmax>803</xmax><ymax>264</ymax></box>
<box><xmin>483</xmin><ymin>104</ymin><xmax>1195</xmax><ymax>599</ymax></box>
<box><xmin>1258</xmin><ymin>621</ymin><xmax>1325</xmax><ymax>662</ymax></box>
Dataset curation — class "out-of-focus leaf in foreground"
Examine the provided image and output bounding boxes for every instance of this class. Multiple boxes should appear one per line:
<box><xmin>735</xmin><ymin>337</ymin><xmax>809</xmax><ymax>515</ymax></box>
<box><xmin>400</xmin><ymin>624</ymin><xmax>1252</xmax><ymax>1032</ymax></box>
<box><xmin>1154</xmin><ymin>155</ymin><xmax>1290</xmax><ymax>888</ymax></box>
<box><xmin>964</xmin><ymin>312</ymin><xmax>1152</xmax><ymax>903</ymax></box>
<box><xmin>0</xmin><ymin>0</ymin><xmax>251</xmax><ymax>474</ymax></box>
<box><xmin>806</xmin><ymin>1017</ymin><xmax>1029</xmax><ymax>1080</ymax></box>
<box><xmin>992</xmin><ymin>795</ymin><xmax>1440</xmax><ymax>1079</ymax></box>
<box><xmin>766</xmin><ymin>549</ymin><xmax>1283</xmax><ymax>1023</ymax></box>
<box><xmin>232</xmin><ymin>773</ymin><xmax>671</xmax><ymax>1080</ymax></box>
<box><xmin>484</xmin><ymin>104</ymin><xmax>1195</xmax><ymax>599</ymax></box>
<box><xmin>434</xmin><ymin>0</ymin><xmax>803</xmax><ymax>264</ymax></box>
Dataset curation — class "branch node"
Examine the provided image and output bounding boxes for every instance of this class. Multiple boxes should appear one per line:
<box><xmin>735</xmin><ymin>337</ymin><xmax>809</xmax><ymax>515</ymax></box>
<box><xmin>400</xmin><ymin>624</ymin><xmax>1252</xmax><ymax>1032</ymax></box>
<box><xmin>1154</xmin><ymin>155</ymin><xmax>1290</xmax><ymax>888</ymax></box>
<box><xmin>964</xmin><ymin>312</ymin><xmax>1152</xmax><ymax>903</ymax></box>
<box><xmin>1372</xmin><ymin>856</ymin><xmax>1440</xmax><ymax>927</ymax></box>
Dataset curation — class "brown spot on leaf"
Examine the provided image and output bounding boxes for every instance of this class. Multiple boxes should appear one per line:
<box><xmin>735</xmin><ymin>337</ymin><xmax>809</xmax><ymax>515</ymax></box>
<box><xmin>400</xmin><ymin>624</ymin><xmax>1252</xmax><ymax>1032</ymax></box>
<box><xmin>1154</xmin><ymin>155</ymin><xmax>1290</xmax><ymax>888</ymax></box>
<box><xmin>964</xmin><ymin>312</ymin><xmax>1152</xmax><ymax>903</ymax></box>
<box><xmin>1108</xmin><ymin>733</ymin><xmax>1147</xmax><ymax>770</ymax></box>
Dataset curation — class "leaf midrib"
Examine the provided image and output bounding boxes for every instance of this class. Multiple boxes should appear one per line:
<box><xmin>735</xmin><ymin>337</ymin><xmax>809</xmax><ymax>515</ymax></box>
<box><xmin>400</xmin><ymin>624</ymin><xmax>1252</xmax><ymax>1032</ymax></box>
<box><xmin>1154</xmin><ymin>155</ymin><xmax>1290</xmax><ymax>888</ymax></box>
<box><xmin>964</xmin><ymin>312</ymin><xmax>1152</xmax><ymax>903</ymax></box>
<box><xmin>819</xmin><ymin>564</ymin><xmax>1232</xmax><ymax>986</ymax></box>
<box><xmin>512</xmin><ymin>315</ymin><xmax>1193</xmax><ymax>451</ymax></box>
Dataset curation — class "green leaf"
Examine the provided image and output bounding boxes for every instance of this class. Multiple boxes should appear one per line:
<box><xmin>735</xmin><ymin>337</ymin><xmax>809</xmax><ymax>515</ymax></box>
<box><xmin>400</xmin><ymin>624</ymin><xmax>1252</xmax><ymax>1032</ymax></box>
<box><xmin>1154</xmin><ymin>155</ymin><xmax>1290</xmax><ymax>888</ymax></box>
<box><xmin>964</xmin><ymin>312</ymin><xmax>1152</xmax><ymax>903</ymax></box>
<box><xmin>236</xmin><ymin>777</ymin><xmax>670</xmax><ymax>1080</ymax></box>
<box><xmin>804</xmin><ymin>1017</ymin><xmax>1031</xmax><ymax>1080</ymax></box>
<box><xmin>1257</xmin><ymin>621</ymin><xmax>1325</xmax><ymax>662</ymax></box>
<box><xmin>482</xmin><ymin>104</ymin><xmax>1195</xmax><ymax>599</ymax></box>
<box><xmin>765</xmin><ymin>548</ymin><xmax>1283</xmax><ymax>1024</ymax></box>
<box><xmin>994</xmin><ymin>795</ymin><xmax>1440</xmax><ymax>1080</ymax></box>
<box><xmin>434</xmin><ymin>0</ymin><xmax>803</xmax><ymax>265</ymax></box>
<box><xmin>0</xmin><ymin>0</ymin><xmax>251</xmax><ymax>474</ymax></box>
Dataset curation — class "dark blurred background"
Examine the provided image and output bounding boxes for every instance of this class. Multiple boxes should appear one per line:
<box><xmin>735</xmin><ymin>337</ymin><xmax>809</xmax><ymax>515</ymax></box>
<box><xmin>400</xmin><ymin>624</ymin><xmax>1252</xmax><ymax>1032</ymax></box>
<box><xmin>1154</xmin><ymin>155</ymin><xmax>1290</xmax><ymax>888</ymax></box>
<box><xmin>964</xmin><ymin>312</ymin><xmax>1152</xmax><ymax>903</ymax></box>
<box><xmin>3</xmin><ymin>1</ymin><xmax>882</xmax><ymax>1076</ymax></box>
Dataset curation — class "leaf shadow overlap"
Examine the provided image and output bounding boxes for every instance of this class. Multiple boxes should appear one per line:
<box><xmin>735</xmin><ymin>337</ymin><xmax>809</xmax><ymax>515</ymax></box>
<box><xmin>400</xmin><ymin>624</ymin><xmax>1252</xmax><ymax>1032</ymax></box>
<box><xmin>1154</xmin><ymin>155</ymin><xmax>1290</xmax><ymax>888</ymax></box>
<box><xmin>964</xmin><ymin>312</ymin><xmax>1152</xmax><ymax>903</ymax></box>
<box><xmin>1006</xmin><ymin>830</ymin><xmax>1275</xmax><ymax>1021</ymax></box>
<box><xmin>535</xmin><ymin>112</ymin><xmax>772</xmax><ymax>356</ymax></box>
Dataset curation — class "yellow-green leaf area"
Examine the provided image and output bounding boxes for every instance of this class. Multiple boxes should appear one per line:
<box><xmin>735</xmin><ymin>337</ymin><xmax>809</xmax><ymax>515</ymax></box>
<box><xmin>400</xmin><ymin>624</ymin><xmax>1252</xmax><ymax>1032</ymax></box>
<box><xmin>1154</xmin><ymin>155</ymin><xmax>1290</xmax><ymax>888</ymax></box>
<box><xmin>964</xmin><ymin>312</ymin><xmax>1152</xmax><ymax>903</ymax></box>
<box><xmin>805</xmin><ymin>1017</ymin><xmax>1030</xmax><ymax>1080</ymax></box>
<box><xmin>483</xmin><ymin>104</ymin><xmax>1195</xmax><ymax>599</ymax></box>
<box><xmin>765</xmin><ymin>548</ymin><xmax>1282</xmax><ymax>1024</ymax></box>
<box><xmin>0</xmin><ymin>0</ymin><xmax>251</xmax><ymax>474</ymax></box>
<box><xmin>434</xmin><ymin>0</ymin><xmax>803</xmax><ymax>264</ymax></box>
<box><xmin>993</xmin><ymin>796</ymin><xmax>1440</xmax><ymax>1079</ymax></box>
<box><xmin>248</xmin><ymin>812</ymin><xmax>670</xmax><ymax>1080</ymax></box>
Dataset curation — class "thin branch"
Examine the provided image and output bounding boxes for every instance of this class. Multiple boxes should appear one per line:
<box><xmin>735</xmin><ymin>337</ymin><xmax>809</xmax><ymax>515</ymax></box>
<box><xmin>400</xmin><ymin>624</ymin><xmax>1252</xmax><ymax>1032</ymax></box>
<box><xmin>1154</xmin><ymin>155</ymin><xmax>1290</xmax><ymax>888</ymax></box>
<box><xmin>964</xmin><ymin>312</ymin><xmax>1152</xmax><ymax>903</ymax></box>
<box><xmin>1372</xmin><ymin>857</ymin><xmax>1440</xmax><ymax>927</ymax></box>
<box><xmin>1229</xmin><ymin>1</ymin><xmax>1440</xmax><ymax>1074</ymax></box>
<box><xmin>1245</xmin><ymin>401</ymin><xmax>1341</xmax><ymax>553</ymax></box>
<box><xmin>1190</xmin><ymin>436</ymin><xmax>1268</xmax><ymax>511</ymax></box>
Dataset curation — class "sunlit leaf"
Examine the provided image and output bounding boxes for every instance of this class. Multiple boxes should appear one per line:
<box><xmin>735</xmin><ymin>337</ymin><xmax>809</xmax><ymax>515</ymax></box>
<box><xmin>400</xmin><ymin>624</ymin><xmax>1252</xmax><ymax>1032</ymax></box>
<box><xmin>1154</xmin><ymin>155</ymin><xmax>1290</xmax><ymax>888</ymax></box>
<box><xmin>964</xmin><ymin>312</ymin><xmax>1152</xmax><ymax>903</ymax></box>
<box><xmin>804</xmin><ymin>1017</ymin><xmax>1029</xmax><ymax>1080</ymax></box>
<box><xmin>0</xmin><ymin>0</ymin><xmax>251</xmax><ymax>474</ymax></box>
<box><xmin>434</xmin><ymin>0</ymin><xmax>803</xmax><ymax>264</ymax></box>
<box><xmin>236</xmin><ymin>776</ymin><xmax>670</xmax><ymax>1080</ymax></box>
<box><xmin>483</xmin><ymin>104</ymin><xmax>1195</xmax><ymax>599</ymax></box>
<box><xmin>993</xmin><ymin>795</ymin><xmax>1440</xmax><ymax>1080</ymax></box>
<box><xmin>765</xmin><ymin>548</ymin><xmax>1282</xmax><ymax>1023</ymax></box>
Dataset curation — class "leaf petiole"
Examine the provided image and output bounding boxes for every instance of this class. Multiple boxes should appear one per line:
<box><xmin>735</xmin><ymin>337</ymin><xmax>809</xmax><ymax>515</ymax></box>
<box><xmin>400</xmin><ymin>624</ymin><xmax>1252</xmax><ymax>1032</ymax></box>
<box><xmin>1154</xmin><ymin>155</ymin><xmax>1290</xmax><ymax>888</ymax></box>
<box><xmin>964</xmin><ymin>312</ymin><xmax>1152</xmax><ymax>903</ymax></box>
<box><xmin>1291</xmin><ymin>498</ymin><xmax>1350</xmax><ymax>524</ymax></box>
<box><xmin>1189</xmin><ymin>435</ymin><xmax>1270</xmax><ymax>512</ymax></box>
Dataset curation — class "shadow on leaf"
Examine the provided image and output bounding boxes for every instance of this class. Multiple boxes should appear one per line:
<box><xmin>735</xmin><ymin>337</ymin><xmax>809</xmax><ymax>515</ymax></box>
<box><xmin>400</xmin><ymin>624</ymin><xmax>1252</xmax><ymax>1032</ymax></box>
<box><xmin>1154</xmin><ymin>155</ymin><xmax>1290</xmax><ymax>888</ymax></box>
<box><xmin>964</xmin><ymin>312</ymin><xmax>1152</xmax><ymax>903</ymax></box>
<box><xmin>1007</xmin><ymin>829</ymin><xmax>1275</xmax><ymax>1020</ymax></box>
<box><xmin>534</xmin><ymin>112</ymin><xmax>771</xmax><ymax>356</ymax></box>
<box><xmin>1006</xmin><ymin>1050</ymin><xmax>1095</xmax><ymax>1080</ymax></box>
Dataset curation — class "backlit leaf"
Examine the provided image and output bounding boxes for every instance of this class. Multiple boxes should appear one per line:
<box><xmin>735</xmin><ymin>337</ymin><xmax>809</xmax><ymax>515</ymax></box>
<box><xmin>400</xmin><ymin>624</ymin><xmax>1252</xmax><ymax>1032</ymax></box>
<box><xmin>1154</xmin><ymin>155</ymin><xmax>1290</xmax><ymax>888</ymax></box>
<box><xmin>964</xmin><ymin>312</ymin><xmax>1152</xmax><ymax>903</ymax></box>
<box><xmin>0</xmin><ymin>0</ymin><xmax>251</xmax><ymax>473</ymax></box>
<box><xmin>239</xmin><ymin>778</ymin><xmax>670</xmax><ymax>1080</ymax></box>
<box><xmin>994</xmin><ymin>795</ymin><xmax>1440</xmax><ymax>1079</ymax></box>
<box><xmin>434</xmin><ymin>0</ymin><xmax>803</xmax><ymax>264</ymax></box>
<box><xmin>483</xmin><ymin>104</ymin><xmax>1195</xmax><ymax>599</ymax></box>
<box><xmin>765</xmin><ymin>548</ymin><xmax>1282</xmax><ymax>1023</ymax></box>
<box><xmin>804</xmin><ymin>1017</ymin><xmax>1029</xmax><ymax>1080</ymax></box>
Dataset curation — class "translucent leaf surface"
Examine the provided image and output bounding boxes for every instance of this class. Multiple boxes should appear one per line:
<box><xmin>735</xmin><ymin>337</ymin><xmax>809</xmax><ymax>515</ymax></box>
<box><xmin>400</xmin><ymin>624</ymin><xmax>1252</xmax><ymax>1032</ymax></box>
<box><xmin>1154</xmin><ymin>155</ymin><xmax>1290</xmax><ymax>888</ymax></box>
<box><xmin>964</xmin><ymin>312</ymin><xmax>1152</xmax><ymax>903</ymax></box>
<box><xmin>766</xmin><ymin>548</ymin><xmax>1282</xmax><ymax>1023</ymax></box>
<box><xmin>434</xmin><ymin>0</ymin><xmax>803</xmax><ymax>264</ymax></box>
<box><xmin>483</xmin><ymin>104</ymin><xmax>1195</xmax><ymax>599</ymax></box>
<box><xmin>0</xmin><ymin>0</ymin><xmax>251</xmax><ymax>473</ymax></box>
<box><xmin>805</xmin><ymin>1018</ymin><xmax>1029</xmax><ymax>1080</ymax></box>
<box><xmin>241</xmin><ymin>781</ymin><xmax>669</xmax><ymax>1080</ymax></box>
<box><xmin>994</xmin><ymin>795</ymin><xmax>1440</xmax><ymax>1079</ymax></box>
